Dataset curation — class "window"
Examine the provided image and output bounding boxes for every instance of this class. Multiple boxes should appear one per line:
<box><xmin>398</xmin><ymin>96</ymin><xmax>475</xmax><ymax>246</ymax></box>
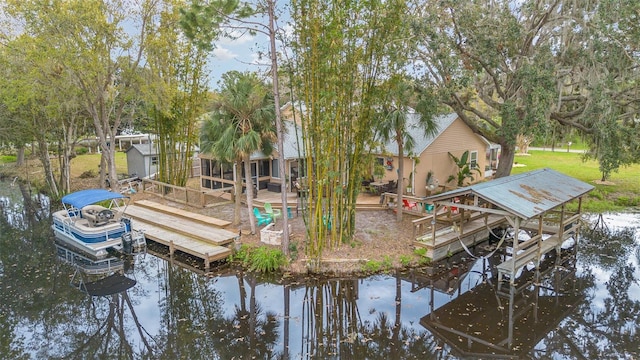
<box><xmin>469</xmin><ymin>151</ymin><xmax>478</xmax><ymax>169</ymax></box>
<box><xmin>258</xmin><ymin>160</ymin><xmax>270</xmax><ymax>176</ymax></box>
<box><xmin>151</xmin><ymin>156</ymin><xmax>158</xmax><ymax>166</ymax></box>
<box><xmin>272</xmin><ymin>159</ymin><xmax>280</xmax><ymax>178</ymax></box>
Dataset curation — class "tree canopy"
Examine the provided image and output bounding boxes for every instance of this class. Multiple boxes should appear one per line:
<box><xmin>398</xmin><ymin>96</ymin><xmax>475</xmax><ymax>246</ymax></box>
<box><xmin>409</xmin><ymin>0</ymin><xmax>640</xmax><ymax>179</ymax></box>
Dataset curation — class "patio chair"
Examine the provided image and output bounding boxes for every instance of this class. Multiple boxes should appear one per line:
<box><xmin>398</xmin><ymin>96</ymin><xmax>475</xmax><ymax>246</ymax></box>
<box><xmin>402</xmin><ymin>199</ymin><xmax>418</xmax><ymax>211</ymax></box>
<box><xmin>264</xmin><ymin>202</ymin><xmax>283</xmax><ymax>223</ymax></box>
<box><xmin>253</xmin><ymin>208</ymin><xmax>273</xmax><ymax>226</ymax></box>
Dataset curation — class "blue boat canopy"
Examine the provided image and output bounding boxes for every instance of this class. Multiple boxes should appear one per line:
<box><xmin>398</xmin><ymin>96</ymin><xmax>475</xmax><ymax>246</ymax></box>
<box><xmin>62</xmin><ymin>189</ymin><xmax>127</xmax><ymax>209</ymax></box>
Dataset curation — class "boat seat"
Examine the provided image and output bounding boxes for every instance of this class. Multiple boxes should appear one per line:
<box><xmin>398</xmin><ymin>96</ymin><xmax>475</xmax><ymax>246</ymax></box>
<box><xmin>82</xmin><ymin>205</ymin><xmax>114</xmax><ymax>227</ymax></box>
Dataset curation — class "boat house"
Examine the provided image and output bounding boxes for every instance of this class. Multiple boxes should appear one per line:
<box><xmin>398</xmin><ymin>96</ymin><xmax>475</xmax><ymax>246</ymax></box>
<box><xmin>414</xmin><ymin>168</ymin><xmax>594</xmax><ymax>283</ymax></box>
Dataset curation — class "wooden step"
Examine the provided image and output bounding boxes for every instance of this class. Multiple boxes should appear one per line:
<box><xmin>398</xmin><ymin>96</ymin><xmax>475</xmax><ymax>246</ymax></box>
<box><xmin>133</xmin><ymin>200</ymin><xmax>232</xmax><ymax>228</ymax></box>
<box><xmin>141</xmin><ymin>221</ymin><xmax>231</xmax><ymax>269</ymax></box>
<box><xmin>497</xmin><ymin>237</ymin><xmax>560</xmax><ymax>277</ymax></box>
<box><xmin>127</xmin><ymin>205</ymin><xmax>238</xmax><ymax>246</ymax></box>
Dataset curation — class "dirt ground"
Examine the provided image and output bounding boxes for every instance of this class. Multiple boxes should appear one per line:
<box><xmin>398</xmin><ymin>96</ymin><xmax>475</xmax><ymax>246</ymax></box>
<box><xmin>127</xmin><ymin>189</ymin><xmax>421</xmax><ymax>275</ymax></box>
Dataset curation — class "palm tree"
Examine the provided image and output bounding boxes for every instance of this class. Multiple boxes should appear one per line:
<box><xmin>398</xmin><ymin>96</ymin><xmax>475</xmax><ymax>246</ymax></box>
<box><xmin>376</xmin><ymin>76</ymin><xmax>439</xmax><ymax>221</ymax></box>
<box><xmin>200</xmin><ymin>71</ymin><xmax>276</xmax><ymax>234</ymax></box>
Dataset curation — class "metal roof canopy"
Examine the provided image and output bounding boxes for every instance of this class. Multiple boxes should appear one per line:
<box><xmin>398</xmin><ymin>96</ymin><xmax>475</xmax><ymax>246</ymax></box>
<box><xmin>427</xmin><ymin>168</ymin><xmax>595</xmax><ymax>220</ymax></box>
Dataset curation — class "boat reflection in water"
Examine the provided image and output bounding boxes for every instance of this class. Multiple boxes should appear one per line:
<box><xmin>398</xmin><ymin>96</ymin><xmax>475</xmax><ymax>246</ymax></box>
<box><xmin>417</xmin><ymin>245</ymin><xmax>582</xmax><ymax>359</ymax></box>
<box><xmin>55</xmin><ymin>241</ymin><xmax>137</xmax><ymax>296</ymax></box>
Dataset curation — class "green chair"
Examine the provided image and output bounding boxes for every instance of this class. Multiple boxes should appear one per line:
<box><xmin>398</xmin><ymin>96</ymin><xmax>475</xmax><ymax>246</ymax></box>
<box><xmin>264</xmin><ymin>202</ymin><xmax>283</xmax><ymax>223</ymax></box>
<box><xmin>253</xmin><ymin>208</ymin><xmax>272</xmax><ymax>226</ymax></box>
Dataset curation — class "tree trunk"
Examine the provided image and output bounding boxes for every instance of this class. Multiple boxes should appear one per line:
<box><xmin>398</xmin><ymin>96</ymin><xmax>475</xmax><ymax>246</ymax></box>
<box><xmin>36</xmin><ymin>140</ymin><xmax>59</xmax><ymax>197</ymax></box>
<box><xmin>268</xmin><ymin>0</ymin><xmax>289</xmax><ymax>255</ymax></box>
<box><xmin>494</xmin><ymin>141</ymin><xmax>515</xmax><ymax>178</ymax></box>
<box><xmin>233</xmin><ymin>161</ymin><xmax>242</xmax><ymax>226</ymax></box>
<box><xmin>243</xmin><ymin>155</ymin><xmax>257</xmax><ymax>235</ymax></box>
<box><xmin>396</xmin><ymin>134</ymin><xmax>404</xmax><ymax>222</ymax></box>
<box><xmin>16</xmin><ymin>146</ymin><xmax>25</xmax><ymax>166</ymax></box>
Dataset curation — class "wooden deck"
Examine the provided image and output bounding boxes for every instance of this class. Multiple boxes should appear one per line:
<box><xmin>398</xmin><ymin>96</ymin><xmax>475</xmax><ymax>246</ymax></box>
<box><xmin>127</xmin><ymin>202</ymin><xmax>238</xmax><ymax>270</ymax></box>
<box><xmin>414</xmin><ymin>214</ymin><xmax>508</xmax><ymax>262</ymax></box>
<box><xmin>134</xmin><ymin>199</ymin><xmax>232</xmax><ymax>228</ymax></box>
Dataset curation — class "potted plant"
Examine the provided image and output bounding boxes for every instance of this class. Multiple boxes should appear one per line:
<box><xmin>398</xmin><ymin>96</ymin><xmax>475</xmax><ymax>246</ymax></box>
<box><xmin>426</xmin><ymin>170</ymin><xmax>438</xmax><ymax>192</ymax></box>
<box><xmin>406</xmin><ymin>171</ymin><xmax>413</xmax><ymax>194</ymax></box>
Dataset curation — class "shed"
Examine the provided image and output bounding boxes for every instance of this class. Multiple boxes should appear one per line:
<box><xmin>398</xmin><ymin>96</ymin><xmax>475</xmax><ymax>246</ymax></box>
<box><xmin>414</xmin><ymin>168</ymin><xmax>594</xmax><ymax>283</ymax></box>
<box><xmin>125</xmin><ymin>143</ymin><xmax>158</xmax><ymax>178</ymax></box>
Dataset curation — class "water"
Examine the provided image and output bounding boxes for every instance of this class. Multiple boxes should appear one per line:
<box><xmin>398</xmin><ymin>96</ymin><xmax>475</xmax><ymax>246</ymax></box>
<box><xmin>1</xmin><ymin>181</ymin><xmax>639</xmax><ymax>359</ymax></box>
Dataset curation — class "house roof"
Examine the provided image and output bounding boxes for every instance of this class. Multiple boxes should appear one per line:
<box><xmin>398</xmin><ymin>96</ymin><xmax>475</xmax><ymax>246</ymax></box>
<box><xmin>428</xmin><ymin>168</ymin><xmax>594</xmax><ymax>220</ymax></box>
<box><xmin>211</xmin><ymin>111</ymin><xmax>488</xmax><ymax>161</ymax></box>
<box><xmin>378</xmin><ymin>112</ymin><xmax>460</xmax><ymax>156</ymax></box>
<box><xmin>126</xmin><ymin>143</ymin><xmax>157</xmax><ymax>156</ymax></box>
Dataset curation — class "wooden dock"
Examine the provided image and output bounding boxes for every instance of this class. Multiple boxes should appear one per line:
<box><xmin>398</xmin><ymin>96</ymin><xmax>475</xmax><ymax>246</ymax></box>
<box><xmin>127</xmin><ymin>201</ymin><xmax>239</xmax><ymax>270</ymax></box>
<box><xmin>496</xmin><ymin>223</ymin><xmax>579</xmax><ymax>282</ymax></box>
<box><xmin>414</xmin><ymin>214</ymin><xmax>508</xmax><ymax>262</ymax></box>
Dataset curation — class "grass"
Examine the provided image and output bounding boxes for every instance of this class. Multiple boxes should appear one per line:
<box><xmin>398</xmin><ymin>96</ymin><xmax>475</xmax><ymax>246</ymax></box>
<box><xmin>69</xmin><ymin>152</ymin><xmax>128</xmax><ymax>178</ymax></box>
<box><xmin>512</xmin><ymin>150</ymin><xmax>640</xmax><ymax>212</ymax></box>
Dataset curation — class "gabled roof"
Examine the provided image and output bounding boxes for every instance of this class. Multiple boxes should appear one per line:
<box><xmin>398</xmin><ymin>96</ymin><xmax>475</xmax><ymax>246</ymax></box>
<box><xmin>281</xmin><ymin>120</ymin><xmax>305</xmax><ymax>160</ymax></box>
<box><xmin>381</xmin><ymin>112</ymin><xmax>459</xmax><ymax>156</ymax></box>
<box><xmin>428</xmin><ymin>168</ymin><xmax>594</xmax><ymax>220</ymax></box>
<box><xmin>126</xmin><ymin>143</ymin><xmax>158</xmax><ymax>156</ymax></box>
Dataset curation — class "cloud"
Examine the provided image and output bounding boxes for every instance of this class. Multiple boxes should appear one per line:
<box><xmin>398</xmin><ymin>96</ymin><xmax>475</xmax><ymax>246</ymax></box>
<box><xmin>217</xmin><ymin>29</ymin><xmax>254</xmax><ymax>45</ymax></box>
<box><xmin>212</xmin><ymin>47</ymin><xmax>238</xmax><ymax>61</ymax></box>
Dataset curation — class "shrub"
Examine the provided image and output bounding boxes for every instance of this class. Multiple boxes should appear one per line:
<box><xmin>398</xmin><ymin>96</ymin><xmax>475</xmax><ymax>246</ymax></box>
<box><xmin>0</xmin><ymin>155</ymin><xmax>17</xmax><ymax>163</ymax></box>
<box><xmin>413</xmin><ymin>247</ymin><xmax>427</xmax><ymax>257</ymax></box>
<box><xmin>230</xmin><ymin>244</ymin><xmax>251</xmax><ymax>262</ymax></box>
<box><xmin>614</xmin><ymin>196</ymin><xmax>640</xmax><ymax>207</ymax></box>
<box><xmin>362</xmin><ymin>260</ymin><xmax>381</xmax><ymax>273</ymax></box>
<box><xmin>288</xmin><ymin>241</ymin><xmax>298</xmax><ymax>261</ymax></box>
<box><xmin>399</xmin><ymin>255</ymin><xmax>412</xmax><ymax>267</ymax></box>
<box><xmin>382</xmin><ymin>255</ymin><xmax>393</xmax><ymax>270</ymax></box>
<box><xmin>246</xmin><ymin>246</ymin><xmax>286</xmax><ymax>273</ymax></box>
<box><xmin>79</xmin><ymin>170</ymin><xmax>97</xmax><ymax>179</ymax></box>
<box><xmin>75</xmin><ymin>147</ymin><xmax>89</xmax><ymax>155</ymax></box>
<box><xmin>589</xmin><ymin>189</ymin><xmax>605</xmax><ymax>201</ymax></box>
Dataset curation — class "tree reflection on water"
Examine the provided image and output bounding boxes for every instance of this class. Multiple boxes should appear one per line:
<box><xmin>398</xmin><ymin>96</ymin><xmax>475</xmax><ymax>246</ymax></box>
<box><xmin>1</xmin><ymin>182</ymin><xmax>639</xmax><ymax>359</ymax></box>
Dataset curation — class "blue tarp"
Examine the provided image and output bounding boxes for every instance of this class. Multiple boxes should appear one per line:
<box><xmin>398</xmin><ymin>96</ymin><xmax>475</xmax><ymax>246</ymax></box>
<box><xmin>61</xmin><ymin>189</ymin><xmax>126</xmax><ymax>209</ymax></box>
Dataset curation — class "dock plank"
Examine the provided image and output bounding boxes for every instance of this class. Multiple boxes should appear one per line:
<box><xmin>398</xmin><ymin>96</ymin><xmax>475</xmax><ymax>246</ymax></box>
<box><xmin>134</xmin><ymin>200</ymin><xmax>232</xmax><ymax>228</ymax></box>
<box><xmin>142</xmin><ymin>223</ymin><xmax>231</xmax><ymax>262</ymax></box>
<box><xmin>127</xmin><ymin>205</ymin><xmax>238</xmax><ymax>246</ymax></box>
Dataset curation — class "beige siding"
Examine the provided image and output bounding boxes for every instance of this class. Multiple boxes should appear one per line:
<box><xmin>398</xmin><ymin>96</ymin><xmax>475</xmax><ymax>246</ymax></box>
<box><xmin>375</xmin><ymin>118</ymin><xmax>491</xmax><ymax>197</ymax></box>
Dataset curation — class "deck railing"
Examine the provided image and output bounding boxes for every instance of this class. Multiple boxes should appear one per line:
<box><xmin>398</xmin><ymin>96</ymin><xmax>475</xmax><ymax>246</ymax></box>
<box><xmin>140</xmin><ymin>178</ymin><xmax>228</xmax><ymax>208</ymax></box>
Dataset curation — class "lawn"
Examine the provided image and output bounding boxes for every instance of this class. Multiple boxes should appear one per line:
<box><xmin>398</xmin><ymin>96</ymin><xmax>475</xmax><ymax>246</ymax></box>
<box><xmin>69</xmin><ymin>152</ymin><xmax>128</xmax><ymax>178</ymax></box>
<box><xmin>512</xmin><ymin>150</ymin><xmax>640</xmax><ymax>212</ymax></box>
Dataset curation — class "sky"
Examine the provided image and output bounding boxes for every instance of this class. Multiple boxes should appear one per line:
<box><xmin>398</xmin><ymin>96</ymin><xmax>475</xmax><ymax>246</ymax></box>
<box><xmin>204</xmin><ymin>5</ymin><xmax>293</xmax><ymax>90</ymax></box>
<box><xmin>206</xmin><ymin>30</ymin><xmax>271</xmax><ymax>89</ymax></box>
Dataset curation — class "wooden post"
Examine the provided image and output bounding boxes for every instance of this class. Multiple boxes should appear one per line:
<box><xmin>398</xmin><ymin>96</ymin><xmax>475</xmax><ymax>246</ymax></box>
<box><xmin>204</xmin><ymin>253</ymin><xmax>210</xmax><ymax>271</ymax></box>
<box><xmin>169</xmin><ymin>240</ymin><xmax>174</xmax><ymax>257</ymax></box>
<box><xmin>510</xmin><ymin>217</ymin><xmax>520</xmax><ymax>285</ymax></box>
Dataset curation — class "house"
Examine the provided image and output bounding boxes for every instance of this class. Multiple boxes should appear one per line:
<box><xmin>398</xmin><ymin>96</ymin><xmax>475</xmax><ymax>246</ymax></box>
<box><xmin>198</xmin><ymin>107</ymin><xmax>499</xmax><ymax>196</ymax></box>
<box><xmin>199</xmin><ymin>119</ymin><xmax>304</xmax><ymax>193</ymax></box>
<box><xmin>125</xmin><ymin>143</ymin><xmax>158</xmax><ymax>178</ymax></box>
<box><xmin>372</xmin><ymin>111</ymin><xmax>500</xmax><ymax>197</ymax></box>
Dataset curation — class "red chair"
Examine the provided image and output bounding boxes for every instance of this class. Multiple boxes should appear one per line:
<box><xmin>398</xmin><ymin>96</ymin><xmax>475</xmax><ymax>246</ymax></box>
<box><xmin>402</xmin><ymin>199</ymin><xmax>417</xmax><ymax>210</ymax></box>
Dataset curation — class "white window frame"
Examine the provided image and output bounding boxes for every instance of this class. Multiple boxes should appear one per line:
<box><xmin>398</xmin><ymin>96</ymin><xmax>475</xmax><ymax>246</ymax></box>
<box><xmin>469</xmin><ymin>150</ymin><xmax>478</xmax><ymax>170</ymax></box>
